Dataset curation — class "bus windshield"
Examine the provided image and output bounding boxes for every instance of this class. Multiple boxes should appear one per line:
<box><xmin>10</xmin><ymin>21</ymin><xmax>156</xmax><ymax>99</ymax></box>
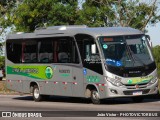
<box><xmin>99</xmin><ymin>35</ymin><xmax>154</xmax><ymax>68</ymax></box>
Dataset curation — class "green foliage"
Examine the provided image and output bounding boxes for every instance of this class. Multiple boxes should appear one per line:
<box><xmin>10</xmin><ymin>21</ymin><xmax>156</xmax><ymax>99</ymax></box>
<box><xmin>152</xmin><ymin>46</ymin><xmax>160</xmax><ymax>78</ymax></box>
<box><xmin>0</xmin><ymin>0</ymin><xmax>18</xmax><ymax>27</ymax></box>
<box><xmin>1</xmin><ymin>0</ymin><xmax>160</xmax><ymax>32</ymax></box>
<box><xmin>78</xmin><ymin>0</ymin><xmax>160</xmax><ymax>30</ymax></box>
<box><xmin>8</xmin><ymin>0</ymin><xmax>79</xmax><ymax>32</ymax></box>
<box><xmin>0</xmin><ymin>0</ymin><xmax>19</xmax><ymax>55</ymax></box>
<box><xmin>76</xmin><ymin>1</ymin><xmax>112</xmax><ymax>27</ymax></box>
<box><xmin>0</xmin><ymin>56</ymin><xmax>4</xmax><ymax>68</ymax></box>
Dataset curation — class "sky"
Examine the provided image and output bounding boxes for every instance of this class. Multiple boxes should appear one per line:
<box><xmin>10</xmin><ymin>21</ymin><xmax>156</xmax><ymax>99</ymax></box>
<box><xmin>147</xmin><ymin>22</ymin><xmax>160</xmax><ymax>46</ymax></box>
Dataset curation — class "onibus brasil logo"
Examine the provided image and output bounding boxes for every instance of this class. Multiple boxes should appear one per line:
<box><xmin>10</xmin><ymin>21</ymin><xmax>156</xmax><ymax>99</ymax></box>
<box><xmin>45</xmin><ymin>66</ymin><xmax>53</xmax><ymax>79</ymax></box>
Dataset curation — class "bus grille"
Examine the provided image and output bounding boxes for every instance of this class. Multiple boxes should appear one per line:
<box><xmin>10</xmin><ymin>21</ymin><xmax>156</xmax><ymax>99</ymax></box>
<box><xmin>123</xmin><ymin>89</ymin><xmax>150</xmax><ymax>95</ymax></box>
<box><xmin>124</xmin><ymin>83</ymin><xmax>148</xmax><ymax>89</ymax></box>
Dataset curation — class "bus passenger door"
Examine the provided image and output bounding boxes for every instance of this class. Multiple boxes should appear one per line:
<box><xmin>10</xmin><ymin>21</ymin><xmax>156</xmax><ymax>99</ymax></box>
<box><xmin>74</xmin><ymin>34</ymin><xmax>104</xmax><ymax>98</ymax></box>
<box><xmin>71</xmin><ymin>39</ymin><xmax>84</xmax><ymax>97</ymax></box>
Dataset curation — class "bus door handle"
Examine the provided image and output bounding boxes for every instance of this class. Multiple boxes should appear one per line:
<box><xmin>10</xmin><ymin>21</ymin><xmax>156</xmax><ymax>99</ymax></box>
<box><xmin>73</xmin><ymin>76</ymin><xmax>76</xmax><ymax>80</ymax></box>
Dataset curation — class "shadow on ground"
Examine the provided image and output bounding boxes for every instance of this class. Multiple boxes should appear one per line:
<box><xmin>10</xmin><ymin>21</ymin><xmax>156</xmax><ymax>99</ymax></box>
<box><xmin>13</xmin><ymin>94</ymin><xmax>160</xmax><ymax>105</ymax></box>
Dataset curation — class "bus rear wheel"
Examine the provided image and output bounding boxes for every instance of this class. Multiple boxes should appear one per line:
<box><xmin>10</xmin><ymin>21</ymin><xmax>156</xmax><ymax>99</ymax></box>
<box><xmin>91</xmin><ymin>89</ymin><xmax>101</xmax><ymax>104</ymax></box>
<box><xmin>33</xmin><ymin>85</ymin><xmax>42</xmax><ymax>102</ymax></box>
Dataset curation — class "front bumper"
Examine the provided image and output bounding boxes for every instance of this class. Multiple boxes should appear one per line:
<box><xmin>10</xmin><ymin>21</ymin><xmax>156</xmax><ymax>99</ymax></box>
<box><xmin>102</xmin><ymin>80</ymin><xmax>158</xmax><ymax>99</ymax></box>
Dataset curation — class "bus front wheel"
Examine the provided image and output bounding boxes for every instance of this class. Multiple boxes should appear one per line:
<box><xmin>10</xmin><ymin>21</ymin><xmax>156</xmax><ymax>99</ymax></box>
<box><xmin>33</xmin><ymin>85</ymin><xmax>42</xmax><ymax>102</ymax></box>
<box><xmin>91</xmin><ymin>89</ymin><xmax>101</xmax><ymax>104</ymax></box>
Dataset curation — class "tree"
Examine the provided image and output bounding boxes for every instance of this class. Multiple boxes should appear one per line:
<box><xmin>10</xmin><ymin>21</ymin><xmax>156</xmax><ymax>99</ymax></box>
<box><xmin>152</xmin><ymin>45</ymin><xmax>160</xmax><ymax>78</ymax></box>
<box><xmin>0</xmin><ymin>0</ymin><xmax>20</xmax><ymax>30</ymax></box>
<box><xmin>7</xmin><ymin>0</ymin><xmax>79</xmax><ymax>32</ymax></box>
<box><xmin>2</xmin><ymin>0</ymin><xmax>160</xmax><ymax>32</ymax></box>
<box><xmin>77</xmin><ymin>0</ymin><xmax>160</xmax><ymax>31</ymax></box>
<box><xmin>0</xmin><ymin>0</ymin><xmax>20</xmax><ymax>55</ymax></box>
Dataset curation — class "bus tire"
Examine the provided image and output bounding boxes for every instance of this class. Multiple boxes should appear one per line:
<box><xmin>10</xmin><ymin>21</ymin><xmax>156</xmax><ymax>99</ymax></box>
<box><xmin>33</xmin><ymin>85</ymin><xmax>42</xmax><ymax>102</ymax></box>
<box><xmin>132</xmin><ymin>96</ymin><xmax>144</xmax><ymax>103</ymax></box>
<box><xmin>91</xmin><ymin>89</ymin><xmax>101</xmax><ymax>104</ymax></box>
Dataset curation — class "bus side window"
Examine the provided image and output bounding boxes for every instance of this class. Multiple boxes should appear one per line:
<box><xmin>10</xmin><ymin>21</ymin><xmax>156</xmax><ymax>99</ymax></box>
<box><xmin>57</xmin><ymin>40</ymin><xmax>70</xmax><ymax>63</ymax></box>
<box><xmin>57</xmin><ymin>38</ymin><xmax>79</xmax><ymax>64</ymax></box>
<box><xmin>37</xmin><ymin>37</ymin><xmax>79</xmax><ymax>64</ymax></box>
<box><xmin>22</xmin><ymin>40</ymin><xmax>37</xmax><ymax>63</ymax></box>
<box><xmin>7</xmin><ymin>41</ymin><xmax>22</xmax><ymax>63</ymax></box>
<box><xmin>38</xmin><ymin>40</ymin><xmax>53</xmax><ymax>63</ymax></box>
<box><xmin>23</xmin><ymin>43</ymin><xmax>31</xmax><ymax>63</ymax></box>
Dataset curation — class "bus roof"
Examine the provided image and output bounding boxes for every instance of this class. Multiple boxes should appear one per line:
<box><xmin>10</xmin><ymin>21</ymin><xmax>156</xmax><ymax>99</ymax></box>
<box><xmin>7</xmin><ymin>26</ymin><xmax>143</xmax><ymax>40</ymax></box>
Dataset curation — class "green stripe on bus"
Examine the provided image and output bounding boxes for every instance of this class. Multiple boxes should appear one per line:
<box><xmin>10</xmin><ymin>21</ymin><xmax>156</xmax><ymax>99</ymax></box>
<box><xmin>7</xmin><ymin>65</ymin><xmax>53</xmax><ymax>80</ymax></box>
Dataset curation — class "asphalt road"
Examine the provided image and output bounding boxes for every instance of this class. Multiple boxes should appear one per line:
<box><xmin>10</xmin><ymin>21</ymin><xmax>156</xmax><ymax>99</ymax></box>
<box><xmin>0</xmin><ymin>95</ymin><xmax>160</xmax><ymax>120</ymax></box>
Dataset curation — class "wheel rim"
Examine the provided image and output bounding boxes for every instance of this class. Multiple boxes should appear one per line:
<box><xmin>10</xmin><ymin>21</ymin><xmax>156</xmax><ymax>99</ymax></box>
<box><xmin>34</xmin><ymin>88</ymin><xmax>40</xmax><ymax>99</ymax></box>
<box><xmin>92</xmin><ymin>91</ymin><xmax>100</xmax><ymax>101</ymax></box>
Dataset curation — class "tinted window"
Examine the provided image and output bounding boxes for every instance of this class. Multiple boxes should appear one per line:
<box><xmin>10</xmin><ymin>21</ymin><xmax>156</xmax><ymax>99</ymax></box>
<box><xmin>6</xmin><ymin>40</ymin><xmax>22</xmax><ymax>63</ymax></box>
<box><xmin>6</xmin><ymin>37</ymin><xmax>79</xmax><ymax>64</ymax></box>
<box><xmin>22</xmin><ymin>40</ymin><xmax>37</xmax><ymax>63</ymax></box>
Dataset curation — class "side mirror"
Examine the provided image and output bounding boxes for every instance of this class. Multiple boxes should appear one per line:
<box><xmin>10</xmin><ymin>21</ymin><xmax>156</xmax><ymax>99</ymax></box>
<box><xmin>91</xmin><ymin>44</ymin><xmax>96</xmax><ymax>54</ymax></box>
<box><xmin>145</xmin><ymin>35</ymin><xmax>150</xmax><ymax>41</ymax></box>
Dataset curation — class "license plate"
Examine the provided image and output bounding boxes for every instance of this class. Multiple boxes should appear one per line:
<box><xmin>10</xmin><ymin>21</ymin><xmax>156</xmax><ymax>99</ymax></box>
<box><xmin>133</xmin><ymin>91</ymin><xmax>142</xmax><ymax>95</ymax></box>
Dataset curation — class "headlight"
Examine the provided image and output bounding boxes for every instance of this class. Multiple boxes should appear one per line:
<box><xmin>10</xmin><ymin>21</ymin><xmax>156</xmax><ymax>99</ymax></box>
<box><xmin>149</xmin><ymin>77</ymin><xmax>158</xmax><ymax>84</ymax></box>
<box><xmin>105</xmin><ymin>76</ymin><xmax>123</xmax><ymax>87</ymax></box>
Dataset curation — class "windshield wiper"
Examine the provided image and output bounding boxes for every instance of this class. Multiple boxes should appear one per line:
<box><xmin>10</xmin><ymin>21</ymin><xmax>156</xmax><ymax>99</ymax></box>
<box><xmin>125</xmin><ymin>44</ymin><xmax>136</xmax><ymax>66</ymax></box>
<box><xmin>126</xmin><ymin>45</ymin><xmax>147</xmax><ymax>68</ymax></box>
